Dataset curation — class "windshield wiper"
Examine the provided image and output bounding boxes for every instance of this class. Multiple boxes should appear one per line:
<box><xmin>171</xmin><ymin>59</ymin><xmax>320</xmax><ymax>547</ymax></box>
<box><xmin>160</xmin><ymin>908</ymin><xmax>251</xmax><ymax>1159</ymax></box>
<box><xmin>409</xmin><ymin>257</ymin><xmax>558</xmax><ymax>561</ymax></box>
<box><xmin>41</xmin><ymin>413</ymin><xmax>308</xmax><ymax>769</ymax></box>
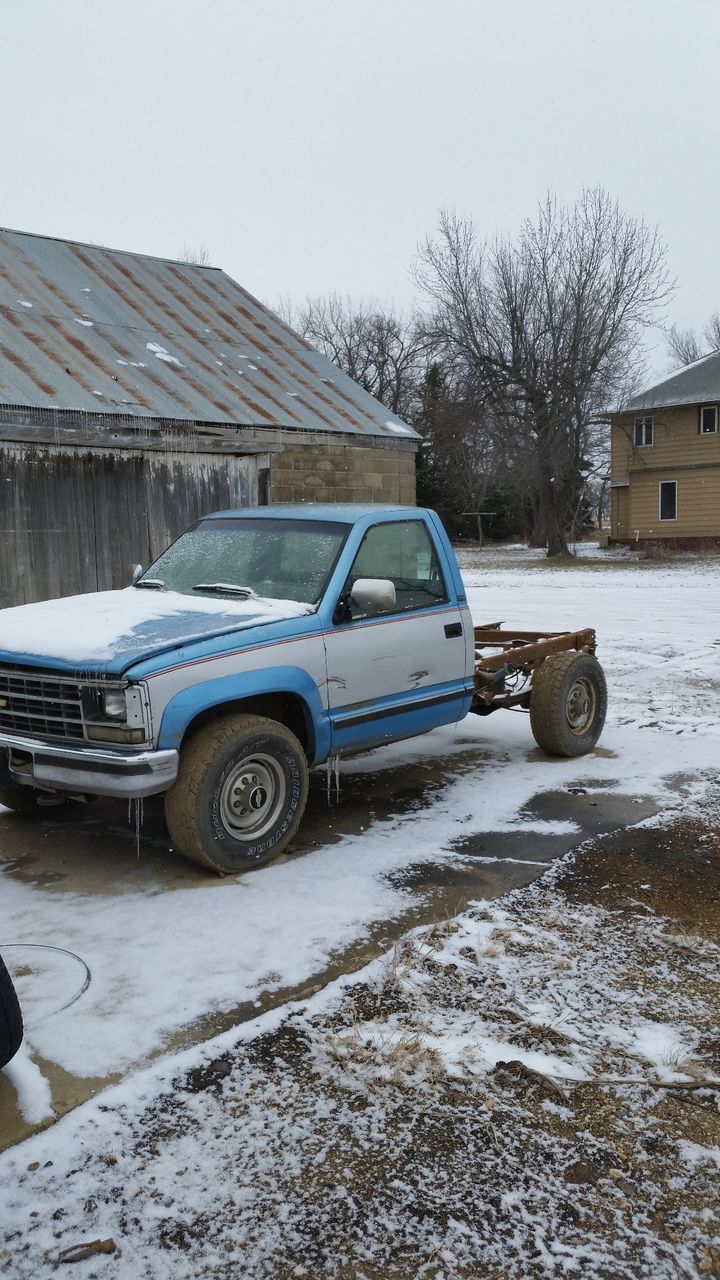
<box><xmin>134</xmin><ymin>578</ymin><xmax>165</xmax><ymax>590</ymax></box>
<box><xmin>191</xmin><ymin>582</ymin><xmax>258</xmax><ymax>599</ymax></box>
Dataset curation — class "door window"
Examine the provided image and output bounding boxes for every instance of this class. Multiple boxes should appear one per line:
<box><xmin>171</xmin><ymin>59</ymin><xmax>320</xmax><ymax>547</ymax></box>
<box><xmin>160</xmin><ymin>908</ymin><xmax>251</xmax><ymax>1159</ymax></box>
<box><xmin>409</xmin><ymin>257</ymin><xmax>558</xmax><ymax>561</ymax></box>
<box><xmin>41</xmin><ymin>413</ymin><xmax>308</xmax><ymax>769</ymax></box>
<box><xmin>343</xmin><ymin>520</ymin><xmax>448</xmax><ymax>618</ymax></box>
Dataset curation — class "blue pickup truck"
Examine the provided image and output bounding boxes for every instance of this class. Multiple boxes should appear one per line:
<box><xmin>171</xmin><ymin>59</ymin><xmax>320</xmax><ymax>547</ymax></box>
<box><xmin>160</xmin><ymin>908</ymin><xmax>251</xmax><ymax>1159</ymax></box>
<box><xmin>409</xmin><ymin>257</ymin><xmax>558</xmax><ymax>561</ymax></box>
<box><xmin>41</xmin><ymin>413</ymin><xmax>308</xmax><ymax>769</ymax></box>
<box><xmin>0</xmin><ymin>505</ymin><xmax>606</xmax><ymax>873</ymax></box>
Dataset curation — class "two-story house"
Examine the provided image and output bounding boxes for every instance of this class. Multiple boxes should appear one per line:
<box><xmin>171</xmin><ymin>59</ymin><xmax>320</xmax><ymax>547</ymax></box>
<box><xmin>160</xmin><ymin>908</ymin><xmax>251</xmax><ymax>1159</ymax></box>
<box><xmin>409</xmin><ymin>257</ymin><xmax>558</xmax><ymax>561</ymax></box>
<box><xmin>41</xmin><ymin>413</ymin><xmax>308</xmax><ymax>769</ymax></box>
<box><xmin>610</xmin><ymin>352</ymin><xmax>720</xmax><ymax>546</ymax></box>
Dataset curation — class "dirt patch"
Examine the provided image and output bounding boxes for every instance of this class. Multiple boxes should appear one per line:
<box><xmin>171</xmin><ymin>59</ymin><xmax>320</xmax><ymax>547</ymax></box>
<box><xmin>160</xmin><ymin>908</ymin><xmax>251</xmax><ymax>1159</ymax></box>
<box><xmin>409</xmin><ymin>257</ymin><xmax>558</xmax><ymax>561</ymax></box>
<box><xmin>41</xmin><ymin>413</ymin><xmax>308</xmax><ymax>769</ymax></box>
<box><xmin>566</xmin><ymin>814</ymin><xmax>720</xmax><ymax>934</ymax></box>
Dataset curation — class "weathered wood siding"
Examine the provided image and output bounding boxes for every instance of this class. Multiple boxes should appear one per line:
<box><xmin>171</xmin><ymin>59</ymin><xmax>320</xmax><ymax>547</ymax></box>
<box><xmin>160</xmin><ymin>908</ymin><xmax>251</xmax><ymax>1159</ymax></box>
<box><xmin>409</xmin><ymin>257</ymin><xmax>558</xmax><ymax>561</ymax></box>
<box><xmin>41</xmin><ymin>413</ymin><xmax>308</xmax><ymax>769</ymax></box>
<box><xmin>611</xmin><ymin>407</ymin><xmax>720</xmax><ymax>539</ymax></box>
<box><xmin>0</xmin><ymin>445</ymin><xmax>261</xmax><ymax>605</ymax></box>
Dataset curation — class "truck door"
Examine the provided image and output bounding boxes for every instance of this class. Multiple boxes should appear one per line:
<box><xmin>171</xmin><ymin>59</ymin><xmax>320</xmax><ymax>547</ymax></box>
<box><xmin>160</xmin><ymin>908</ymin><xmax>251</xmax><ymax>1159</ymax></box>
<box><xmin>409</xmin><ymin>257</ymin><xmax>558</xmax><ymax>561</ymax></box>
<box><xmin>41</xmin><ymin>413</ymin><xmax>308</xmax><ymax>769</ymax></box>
<box><xmin>323</xmin><ymin>518</ymin><xmax>473</xmax><ymax>754</ymax></box>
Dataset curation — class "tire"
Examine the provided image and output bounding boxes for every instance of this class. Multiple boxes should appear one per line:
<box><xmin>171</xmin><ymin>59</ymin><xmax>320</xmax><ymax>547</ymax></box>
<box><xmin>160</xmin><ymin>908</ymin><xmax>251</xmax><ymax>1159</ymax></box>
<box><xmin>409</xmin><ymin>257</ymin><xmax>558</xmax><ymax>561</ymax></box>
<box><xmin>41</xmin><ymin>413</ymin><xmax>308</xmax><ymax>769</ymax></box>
<box><xmin>164</xmin><ymin>714</ymin><xmax>310</xmax><ymax>874</ymax></box>
<box><xmin>530</xmin><ymin>651</ymin><xmax>607</xmax><ymax>757</ymax></box>
<box><xmin>0</xmin><ymin>952</ymin><xmax>23</xmax><ymax>1070</ymax></box>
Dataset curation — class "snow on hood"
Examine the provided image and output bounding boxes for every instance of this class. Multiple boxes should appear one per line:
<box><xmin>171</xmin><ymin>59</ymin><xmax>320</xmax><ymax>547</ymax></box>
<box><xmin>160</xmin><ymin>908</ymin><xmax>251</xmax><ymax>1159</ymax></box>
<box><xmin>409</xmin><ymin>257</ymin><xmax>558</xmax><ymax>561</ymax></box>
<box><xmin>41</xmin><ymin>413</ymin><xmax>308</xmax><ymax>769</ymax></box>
<box><xmin>0</xmin><ymin>587</ymin><xmax>314</xmax><ymax>667</ymax></box>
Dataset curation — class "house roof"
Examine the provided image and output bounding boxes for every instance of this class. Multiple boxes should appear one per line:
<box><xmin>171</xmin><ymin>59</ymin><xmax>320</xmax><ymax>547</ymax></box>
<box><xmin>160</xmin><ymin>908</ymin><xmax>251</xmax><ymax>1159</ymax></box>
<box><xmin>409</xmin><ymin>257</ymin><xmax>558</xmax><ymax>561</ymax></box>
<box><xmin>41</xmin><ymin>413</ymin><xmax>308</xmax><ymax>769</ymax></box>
<box><xmin>626</xmin><ymin>349</ymin><xmax>720</xmax><ymax>413</ymax></box>
<box><xmin>0</xmin><ymin>228</ymin><xmax>418</xmax><ymax>441</ymax></box>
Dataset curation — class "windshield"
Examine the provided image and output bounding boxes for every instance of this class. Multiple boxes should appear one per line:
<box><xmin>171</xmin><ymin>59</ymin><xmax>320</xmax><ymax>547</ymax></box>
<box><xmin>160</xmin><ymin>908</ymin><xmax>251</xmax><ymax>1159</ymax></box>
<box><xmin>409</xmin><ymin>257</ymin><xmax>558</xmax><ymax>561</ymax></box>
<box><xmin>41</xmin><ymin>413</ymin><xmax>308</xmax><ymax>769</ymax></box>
<box><xmin>137</xmin><ymin>518</ymin><xmax>349</xmax><ymax>605</ymax></box>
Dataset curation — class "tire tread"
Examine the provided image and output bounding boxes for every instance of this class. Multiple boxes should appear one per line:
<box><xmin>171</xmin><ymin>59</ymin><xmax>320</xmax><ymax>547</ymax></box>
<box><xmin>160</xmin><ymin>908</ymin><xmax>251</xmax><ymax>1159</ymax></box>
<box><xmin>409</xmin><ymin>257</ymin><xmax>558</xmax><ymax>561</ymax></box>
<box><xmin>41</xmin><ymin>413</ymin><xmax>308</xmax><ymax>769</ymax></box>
<box><xmin>164</xmin><ymin>714</ymin><xmax>308</xmax><ymax>874</ymax></box>
<box><xmin>530</xmin><ymin>651</ymin><xmax>607</xmax><ymax>757</ymax></box>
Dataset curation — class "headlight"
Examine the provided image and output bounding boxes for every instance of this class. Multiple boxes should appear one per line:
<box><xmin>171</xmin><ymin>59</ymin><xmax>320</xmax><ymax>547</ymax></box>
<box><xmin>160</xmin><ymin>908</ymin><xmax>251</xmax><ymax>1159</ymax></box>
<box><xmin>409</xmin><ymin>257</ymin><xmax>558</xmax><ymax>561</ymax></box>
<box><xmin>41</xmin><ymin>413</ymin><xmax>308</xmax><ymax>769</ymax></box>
<box><xmin>101</xmin><ymin>688</ymin><xmax>127</xmax><ymax>720</ymax></box>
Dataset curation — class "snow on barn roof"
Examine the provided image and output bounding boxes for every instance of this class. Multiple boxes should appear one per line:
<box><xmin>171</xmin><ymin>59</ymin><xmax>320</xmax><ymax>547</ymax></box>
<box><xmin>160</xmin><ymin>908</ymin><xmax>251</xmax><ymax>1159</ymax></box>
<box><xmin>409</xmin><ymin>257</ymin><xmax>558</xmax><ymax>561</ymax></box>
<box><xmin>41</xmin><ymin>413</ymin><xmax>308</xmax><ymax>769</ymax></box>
<box><xmin>626</xmin><ymin>349</ymin><xmax>720</xmax><ymax>413</ymax></box>
<box><xmin>0</xmin><ymin>228</ymin><xmax>419</xmax><ymax>440</ymax></box>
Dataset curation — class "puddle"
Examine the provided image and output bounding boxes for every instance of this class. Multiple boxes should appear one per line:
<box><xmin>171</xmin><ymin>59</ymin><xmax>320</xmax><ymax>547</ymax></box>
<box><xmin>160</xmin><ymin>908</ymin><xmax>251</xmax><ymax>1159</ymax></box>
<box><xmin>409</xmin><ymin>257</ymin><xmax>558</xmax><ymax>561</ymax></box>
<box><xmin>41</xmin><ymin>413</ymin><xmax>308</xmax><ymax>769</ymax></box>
<box><xmin>0</xmin><ymin>749</ymin><xmax>492</xmax><ymax>895</ymax></box>
<box><xmin>451</xmin><ymin>790</ymin><xmax>657</xmax><ymax>864</ymax></box>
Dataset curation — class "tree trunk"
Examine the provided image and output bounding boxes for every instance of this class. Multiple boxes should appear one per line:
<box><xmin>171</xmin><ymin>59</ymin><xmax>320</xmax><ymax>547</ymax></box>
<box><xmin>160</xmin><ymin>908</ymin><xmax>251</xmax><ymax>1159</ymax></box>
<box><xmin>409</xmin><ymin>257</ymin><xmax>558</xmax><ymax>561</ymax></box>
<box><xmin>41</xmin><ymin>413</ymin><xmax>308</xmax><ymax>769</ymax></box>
<box><xmin>536</xmin><ymin>480</ymin><xmax>570</xmax><ymax>557</ymax></box>
<box><xmin>528</xmin><ymin>506</ymin><xmax>547</xmax><ymax>548</ymax></box>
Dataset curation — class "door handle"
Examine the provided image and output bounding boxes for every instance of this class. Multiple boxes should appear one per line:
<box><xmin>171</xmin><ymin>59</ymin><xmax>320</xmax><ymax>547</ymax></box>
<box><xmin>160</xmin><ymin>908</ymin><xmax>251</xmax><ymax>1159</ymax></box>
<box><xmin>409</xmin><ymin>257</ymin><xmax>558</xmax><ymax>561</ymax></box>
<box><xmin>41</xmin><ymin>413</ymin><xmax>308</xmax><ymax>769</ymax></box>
<box><xmin>444</xmin><ymin>622</ymin><xmax>463</xmax><ymax>638</ymax></box>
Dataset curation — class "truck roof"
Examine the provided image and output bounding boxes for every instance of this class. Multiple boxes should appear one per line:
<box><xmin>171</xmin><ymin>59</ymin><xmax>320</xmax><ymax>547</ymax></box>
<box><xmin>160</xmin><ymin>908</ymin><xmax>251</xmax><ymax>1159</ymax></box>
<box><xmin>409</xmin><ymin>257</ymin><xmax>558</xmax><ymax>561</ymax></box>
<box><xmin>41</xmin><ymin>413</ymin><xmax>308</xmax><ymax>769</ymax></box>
<box><xmin>204</xmin><ymin>504</ymin><xmax>425</xmax><ymax>524</ymax></box>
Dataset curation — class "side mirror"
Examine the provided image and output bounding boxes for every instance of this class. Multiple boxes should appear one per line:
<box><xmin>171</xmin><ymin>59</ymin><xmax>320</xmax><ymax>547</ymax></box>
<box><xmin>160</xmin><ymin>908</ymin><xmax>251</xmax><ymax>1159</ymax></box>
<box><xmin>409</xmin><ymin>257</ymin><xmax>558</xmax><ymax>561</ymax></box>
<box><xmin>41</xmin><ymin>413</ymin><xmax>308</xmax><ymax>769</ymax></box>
<box><xmin>350</xmin><ymin>578</ymin><xmax>396</xmax><ymax>615</ymax></box>
<box><xmin>132</xmin><ymin>564</ymin><xmax>144</xmax><ymax>584</ymax></box>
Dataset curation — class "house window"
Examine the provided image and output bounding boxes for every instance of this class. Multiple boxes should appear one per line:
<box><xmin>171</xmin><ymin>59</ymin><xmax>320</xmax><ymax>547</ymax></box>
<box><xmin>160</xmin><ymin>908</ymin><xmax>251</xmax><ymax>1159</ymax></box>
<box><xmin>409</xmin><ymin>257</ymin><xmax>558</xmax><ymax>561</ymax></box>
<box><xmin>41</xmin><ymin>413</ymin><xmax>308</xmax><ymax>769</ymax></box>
<box><xmin>634</xmin><ymin>416</ymin><xmax>654</xmax><ymax>446</ymax></box>
<box><xmin>659</xmin><ymin>481</ymin><xmax>677</xmax><ymax>521</ymax></box>
<box><xmin>699</xmin><ymin>405</ymin><xmax>718</xmax><ymax>434</ymax></box>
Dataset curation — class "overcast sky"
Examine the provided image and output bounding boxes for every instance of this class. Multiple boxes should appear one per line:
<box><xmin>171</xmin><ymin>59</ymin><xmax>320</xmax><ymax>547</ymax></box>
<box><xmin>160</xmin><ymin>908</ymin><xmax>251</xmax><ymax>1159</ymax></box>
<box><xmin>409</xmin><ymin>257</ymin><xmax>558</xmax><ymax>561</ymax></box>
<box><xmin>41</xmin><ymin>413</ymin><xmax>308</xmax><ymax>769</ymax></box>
<box><xmin>2</xmin><ymin>0</ymin><xmax>718</xmax><ymax>372</ymax></box>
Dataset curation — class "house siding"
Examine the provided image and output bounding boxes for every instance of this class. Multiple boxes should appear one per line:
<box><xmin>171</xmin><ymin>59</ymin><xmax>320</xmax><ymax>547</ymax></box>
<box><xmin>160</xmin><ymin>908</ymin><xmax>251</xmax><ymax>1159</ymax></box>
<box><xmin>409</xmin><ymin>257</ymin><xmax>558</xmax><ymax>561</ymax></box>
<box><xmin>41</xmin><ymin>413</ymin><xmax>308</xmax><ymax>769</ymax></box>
<box><xmin>610</xmin><ymin>405</ymin><xmax>720</xmax><ymax>541</ymax></box>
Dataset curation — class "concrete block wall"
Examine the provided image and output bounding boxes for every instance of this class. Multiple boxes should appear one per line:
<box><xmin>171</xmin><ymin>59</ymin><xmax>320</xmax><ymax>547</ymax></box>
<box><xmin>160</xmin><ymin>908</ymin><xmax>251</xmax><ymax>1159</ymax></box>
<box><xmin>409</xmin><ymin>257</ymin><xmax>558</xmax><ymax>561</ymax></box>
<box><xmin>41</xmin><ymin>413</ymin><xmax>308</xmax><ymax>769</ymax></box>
<box><xmin>270</xmin><ymin>437</ymin><xmax>417</xmax><ymax>506</ymax></box>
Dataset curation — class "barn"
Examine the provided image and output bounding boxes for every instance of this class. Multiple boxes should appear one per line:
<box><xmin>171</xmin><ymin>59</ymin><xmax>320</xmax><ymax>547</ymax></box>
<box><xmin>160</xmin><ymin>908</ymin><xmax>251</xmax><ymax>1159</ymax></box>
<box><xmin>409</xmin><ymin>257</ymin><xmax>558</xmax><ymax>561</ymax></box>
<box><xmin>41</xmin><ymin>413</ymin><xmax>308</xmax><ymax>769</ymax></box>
<box><xmin>0</xmin><ymin>228</ymin><xmax>419</xmax><ymax>606</ymax></box>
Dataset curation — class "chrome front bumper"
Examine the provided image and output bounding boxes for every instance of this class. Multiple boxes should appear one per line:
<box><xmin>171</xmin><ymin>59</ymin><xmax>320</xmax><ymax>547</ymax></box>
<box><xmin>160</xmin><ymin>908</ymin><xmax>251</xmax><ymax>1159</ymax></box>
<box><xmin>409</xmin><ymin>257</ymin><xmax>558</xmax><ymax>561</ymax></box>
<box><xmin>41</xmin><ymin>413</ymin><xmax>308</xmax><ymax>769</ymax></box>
<box><xmin>0</xmin><ymin>732</ymin><xmax>179</xmax><ymax>799</ymax></box>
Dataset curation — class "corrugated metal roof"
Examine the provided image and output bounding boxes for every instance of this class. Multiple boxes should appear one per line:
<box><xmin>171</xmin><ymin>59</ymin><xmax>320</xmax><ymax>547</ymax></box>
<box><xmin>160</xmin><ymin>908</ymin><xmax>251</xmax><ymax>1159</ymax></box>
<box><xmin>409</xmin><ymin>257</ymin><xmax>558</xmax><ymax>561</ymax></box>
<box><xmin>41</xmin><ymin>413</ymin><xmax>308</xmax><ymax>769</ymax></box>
<box><xmin>627</xmin><ymin>350</ymin><xmax>720</xmax><ymax>412</ymax></box>
<box><xmin>0</xmin><ymin>228</ymin><xmax>419</xmax><ymax>441</ymax></box>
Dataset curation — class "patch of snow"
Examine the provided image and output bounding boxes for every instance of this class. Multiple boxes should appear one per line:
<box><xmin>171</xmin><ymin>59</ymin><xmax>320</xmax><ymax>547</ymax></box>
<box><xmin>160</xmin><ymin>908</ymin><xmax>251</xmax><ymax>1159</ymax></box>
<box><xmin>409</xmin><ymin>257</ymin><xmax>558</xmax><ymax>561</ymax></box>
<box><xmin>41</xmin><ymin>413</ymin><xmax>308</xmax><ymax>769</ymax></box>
<box><xmin>116</xmin><ymin>359</ymin><xmax>129</xmax><ymax>366</ymax></box>
<box><xmin>74</xmin><ymin>317</ymin><xmax>94</xmax><ymax>327</ymax></box>
<box><xmin>0</xmin><ymin>587</ymin><xmax>314</xmax><ymax>664</ymax></box>
<box><xmin>146</xmin><ymin>342</ymin><xmax>184</xmax><ymax>368</ymax></box>
<box><xmin>2</xmin><ymin>1047</ymin><xmax>54</xmax><ymax>1124</ymax></box>
<box><xmin>385</xmin><ymin>419</ymin><xmax>413</xmax><ymax>435</ymax></box>
<box><xmin>677</xmin><ymin>1140</ymin><xmax>720</xmax><ymax>1169</ymax></box>
<box><xmin>16</xmin><ymin>298</ymin><xmax>33</xmax><ymax>308</ymax></box>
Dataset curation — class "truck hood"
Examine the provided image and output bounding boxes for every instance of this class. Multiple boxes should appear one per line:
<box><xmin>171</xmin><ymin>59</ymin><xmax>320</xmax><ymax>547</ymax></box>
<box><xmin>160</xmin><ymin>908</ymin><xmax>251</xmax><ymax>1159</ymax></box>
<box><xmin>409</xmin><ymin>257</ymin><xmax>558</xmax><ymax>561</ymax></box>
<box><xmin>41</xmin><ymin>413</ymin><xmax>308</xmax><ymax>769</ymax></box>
<box><xmin>0</xmin><ymin>588</ymin><xmax>315</xmax><ymax>675</ymax></box>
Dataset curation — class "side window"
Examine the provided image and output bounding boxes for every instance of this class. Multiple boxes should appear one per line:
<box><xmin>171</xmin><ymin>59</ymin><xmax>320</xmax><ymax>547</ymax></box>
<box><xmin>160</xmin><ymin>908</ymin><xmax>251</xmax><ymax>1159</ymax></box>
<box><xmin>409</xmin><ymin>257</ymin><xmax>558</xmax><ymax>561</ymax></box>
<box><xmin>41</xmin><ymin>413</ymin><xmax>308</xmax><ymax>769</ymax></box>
<box><xmin>344</xmin><ymin>520</ymin><xmax>448</xmax><ymax>618</ymax></box>
<box><xmin>634</xmin><ymin>416</ymin><xmax>654</xmax><ymax>446</ymax></box>
<box><xmin>700</xmin><ymin>405</ymin><xmax>718</xmax><ymax>434</ymax></box>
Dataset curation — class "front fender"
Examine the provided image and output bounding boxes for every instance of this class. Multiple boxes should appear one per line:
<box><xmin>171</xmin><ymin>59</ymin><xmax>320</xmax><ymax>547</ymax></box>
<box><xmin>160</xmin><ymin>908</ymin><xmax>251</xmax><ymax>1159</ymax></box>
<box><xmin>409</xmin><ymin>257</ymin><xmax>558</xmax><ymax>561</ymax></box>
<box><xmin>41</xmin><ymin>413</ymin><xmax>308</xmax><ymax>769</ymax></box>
<box><xmin>157</xmin><ymin>666</ymin><xmax>330</xmax><ymax>763</ymax></box>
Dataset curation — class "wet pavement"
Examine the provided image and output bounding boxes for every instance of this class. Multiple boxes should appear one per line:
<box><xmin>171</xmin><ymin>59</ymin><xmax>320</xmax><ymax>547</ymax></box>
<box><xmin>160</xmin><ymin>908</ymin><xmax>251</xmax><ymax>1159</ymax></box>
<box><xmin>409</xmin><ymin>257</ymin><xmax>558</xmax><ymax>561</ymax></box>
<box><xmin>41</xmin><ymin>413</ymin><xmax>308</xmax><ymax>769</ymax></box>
<box><xmin>0</xmin><ymin>748</ymin><xmax>658</xmax><ymax>1150</ymax></box>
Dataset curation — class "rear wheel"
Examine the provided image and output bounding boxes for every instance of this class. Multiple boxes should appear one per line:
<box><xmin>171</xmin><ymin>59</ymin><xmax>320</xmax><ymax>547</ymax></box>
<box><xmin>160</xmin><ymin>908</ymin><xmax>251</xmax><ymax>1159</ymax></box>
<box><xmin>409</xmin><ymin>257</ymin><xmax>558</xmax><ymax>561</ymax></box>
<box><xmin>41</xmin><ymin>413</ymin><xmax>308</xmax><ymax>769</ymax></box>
<box><xmin>164</xmin><ymin>714</ymin><xmax>309</xmax><ymax>874</ymax></box>
<box><xmin>0</xmin><ymin>953</ymin><xmax>23</xmax><ymax>1070</ymax></box>
<box><xmin>530</xmin><ymin>651</ymin><xmax>607</xmax><ymax>757</ymax></box>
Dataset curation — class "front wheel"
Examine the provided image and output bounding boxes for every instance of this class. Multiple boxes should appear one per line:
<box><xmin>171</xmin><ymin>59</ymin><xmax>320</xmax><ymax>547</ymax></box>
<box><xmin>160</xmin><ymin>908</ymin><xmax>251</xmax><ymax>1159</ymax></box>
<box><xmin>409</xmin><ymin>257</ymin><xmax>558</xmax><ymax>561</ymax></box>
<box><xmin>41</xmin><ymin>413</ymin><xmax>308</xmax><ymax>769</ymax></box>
<box><xmin>530</xmin><ymin>651</ymin><xmax>607</xmax><ymax>757</ymax></box>
<box><xmin>164</xmin><ymin>714</ymin><xmax>309</xmax><ymax>874</ymax></box>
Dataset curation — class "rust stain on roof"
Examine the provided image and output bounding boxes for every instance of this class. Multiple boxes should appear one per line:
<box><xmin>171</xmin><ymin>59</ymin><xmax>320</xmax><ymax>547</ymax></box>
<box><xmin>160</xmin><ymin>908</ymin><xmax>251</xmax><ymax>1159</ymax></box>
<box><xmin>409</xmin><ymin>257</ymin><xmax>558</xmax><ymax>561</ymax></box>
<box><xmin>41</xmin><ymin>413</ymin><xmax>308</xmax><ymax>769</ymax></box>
<box><xmin>0</xmin><ymin>228</ymin><xmax>420</xmax><ymax>441</ymax></box>
<box><xmin>0</xmin><ymin>342</ymin><xmax>56</xmax><ymax>398</ymax></box>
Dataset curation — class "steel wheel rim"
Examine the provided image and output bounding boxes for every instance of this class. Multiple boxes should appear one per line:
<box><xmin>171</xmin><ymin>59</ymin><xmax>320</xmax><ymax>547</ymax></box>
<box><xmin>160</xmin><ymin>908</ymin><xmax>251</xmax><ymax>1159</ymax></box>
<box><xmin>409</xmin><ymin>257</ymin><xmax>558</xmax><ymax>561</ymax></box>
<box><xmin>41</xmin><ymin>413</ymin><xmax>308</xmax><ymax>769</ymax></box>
<box><xmin>565</xmin><ymin>677</ymin><xmax>597</xmax><ymax>735</ymax></box>
<box><xmin>219</xmin><ymin>753</ymin><xmax>286</xmax><ymax>840</ymax></box>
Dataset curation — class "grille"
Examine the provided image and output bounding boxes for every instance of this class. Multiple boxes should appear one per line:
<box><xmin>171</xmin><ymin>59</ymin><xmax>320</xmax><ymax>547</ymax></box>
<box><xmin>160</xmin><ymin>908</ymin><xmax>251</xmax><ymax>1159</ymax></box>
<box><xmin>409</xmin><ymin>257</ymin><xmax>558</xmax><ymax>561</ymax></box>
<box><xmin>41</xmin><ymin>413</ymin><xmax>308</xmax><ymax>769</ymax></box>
<box><xmin>0</xmin><ymin>667</ymin><xmax>86</xmax><ymax>741</ymax></box>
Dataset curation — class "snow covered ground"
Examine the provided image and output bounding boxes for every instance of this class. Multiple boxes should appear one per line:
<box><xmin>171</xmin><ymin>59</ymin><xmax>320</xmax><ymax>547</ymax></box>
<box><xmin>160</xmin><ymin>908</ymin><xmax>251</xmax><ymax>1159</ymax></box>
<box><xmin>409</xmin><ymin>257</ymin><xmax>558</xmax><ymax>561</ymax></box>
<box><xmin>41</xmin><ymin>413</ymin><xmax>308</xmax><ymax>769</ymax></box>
<box><xmin>1</xmin><ymin>548</ymin><xmax>719</xmax><ymax>1092</ymax></box>
<box><xmin>0</xmin><ymin>545</ymin><xmax>719</xmax><ymax>1275</ymax></box>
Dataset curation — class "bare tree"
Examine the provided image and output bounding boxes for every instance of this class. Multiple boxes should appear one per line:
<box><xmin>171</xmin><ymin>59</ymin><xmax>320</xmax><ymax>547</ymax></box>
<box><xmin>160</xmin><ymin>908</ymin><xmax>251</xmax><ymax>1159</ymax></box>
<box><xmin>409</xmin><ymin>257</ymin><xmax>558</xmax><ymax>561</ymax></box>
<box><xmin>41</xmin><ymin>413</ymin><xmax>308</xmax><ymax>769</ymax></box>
<box><xmin>415</xmin><ymin>190</ymin><xmax>673</xmax><ymax>555</ymax></box>
<box><xmin>667</xmin><ymin>312</ymin><xmax>720</xmax><ymax>368</ymax></box>
<box><xmin>287</xmin><ymin>294</ymin><xmax>425</xmax><ymax>422</ymax></box>
<box><xmin>179</xmin><ymin>242</ymin><xmax>212</xmax><ymax>266</ymax></box>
